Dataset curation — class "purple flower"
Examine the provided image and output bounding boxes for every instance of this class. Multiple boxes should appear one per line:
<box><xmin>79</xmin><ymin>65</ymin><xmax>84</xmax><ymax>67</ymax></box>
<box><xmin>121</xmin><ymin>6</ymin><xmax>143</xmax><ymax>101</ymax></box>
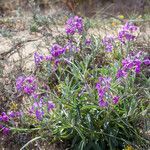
<box><xmin>47</xmin><ymin>101</ymin><xmax>55</xmax><ymax>112</ymax></box>
<box><xmin>34</xmin><ymin>52</ymin><xmax>44</xmax><ymax>65</ymax></box>
<box><xmin>22</xmin><ymin>76</ymin><xmax>37</xmax><ymax>95</ymax></box>
<box><xmin>96</xmin><ymin>76</ymin><xmax>112</xmax><ymax>107</ymax></box>
<box><xmin>2</xmin><ymin>127</ymin><xmax>10</xmax><ymax>135</ymax></box>
<box><xmin>30</xmin><ymin>99</ymin><xmax>43</xmax><ymax>113</ymax></box>
<box><xmin>116</xmin><ymin>51</ymin><xmax>144</xmax><ymax>78</ymax></box>
<box><xmin>0</xmin><ymin>111</ymin><xmax>21</xmax><ymax>121</ymax></box>
<box><xmin>113</xmin><ymin>96</ymin><xmax>120</xmax><ymax>104</ymax></box>
<box><xmin>85</xmin><ymin>39</ymin><xmax>91</xmax><ymax>45</ymax></box>
<box><xmin>16</xmin><ymin>76</ymin><xmax>37</xmax><ymax>95</ymax></box>
<box><xmin>98</xmin><ymin>76</ymin><xmax>111</xmax><ymax>91</ymax></box>
<box><xmin>35</xmin><ymin>110</ymin><xmax>44</xmax><ymax>121</ymax></box>
<box><xmin>0</xmin><ymin>116</ymin><xmax>2</xmax><ymax>121</ymax></box>
<box><xmin>45</xmin><ymin>55</ymin><xmax>53</xmax><ymax>61</ymax></box>
<box><xmin>118</xmin><ymin>31</ymin><xmax>135</xmax><ymax>43</ymax></box>
<box><xmin>32</xmin><ymin>93</ymin><xmax>39</xmax><ymax>99</ymax></box>
<box><xmin>8</xmin><ymin>111</ymin><xmax>16</xmax><ymax>118</ymax></box>
<box><xmin>135</xmin><ymin>65</ymin><xmax>141</xmax><ymax>73</ymax></box>
<box><xmin>34</xmin><ymin>101</ymin><xmax>43</xmax><ymax>108</ymax></box>
<box><xmin>123</xmin><ymin>22</ymin><xmax>138</xmax><ymax>32</ymax></box>
<box><xmin>65</xmin><ymin>41</ymin><xmax>79</xmax><ymax>52</ymax></box>
<box><xmin>98</xmin><ymin>99</ymin><xmax>108</xmax><ymax>107</ymax></box>
<box><xmin>96</xmin><ymin>83</ymin><xmax>105</xmax><ymax>98</ymax></box>
<box><xmin>134</xmin><ymin>59</ymin><xmax>142</xmax><ymax>73</ymax></box>
<box><xmin>66</xmin><ymin>16</ymin><xmax>83</xmax><ymax>35</ymax></box>
<box><xmin>116</xmin><ymin>69</ymin><xmax>127</xmax><ymax>78</ymax></box>
<box><xmin>54</xmin><ymin>59</ymin><xmax>61</xmax><ymax>67</ymax></box>
<box><xmin>122</xmin><ymin>57</ymin><xmax>134</xmax><ymax>70</ymax></box>
<box><xmin>102</xmin><ymin>36</ymin><xmax>114</xmax><ymax>52</ymax></box>
<box><xmin>0</xmin><ymin>112</ymin><xmax>9</xmax><ymax>122</ymax></box>
<box><xmin>16</xmin><ymin>76</ymin><xmax>25</xmax><ymax>91</ymax></box>
<box><xmin>51</xmin><ymin>44</ymin><xmax>65</xmax><ymax>57</ymax></box>
<box><xmin>118</xmin><ymin>22</ymin><xmax>138</xmax><ymax>44</ymax></box>
<box><xmin>0</xmin><ymin>124</ymin><xmax>3</xmax><ymax>129</ymax></box>
<box><xmin>143</xmin><ymin>58</ymin><xmax>150</xmax><ymax>65</ymax></box>
<box><xmin>29</xmin><ymin>99</ymin><xmax>45</xmax><ymax>120</ymax></box>
<box><xmin>2</xmin><ymin>116</ymin><xmax>9</xmax><ymax>122</ymax></box>
<box><xmin>0</xmin><ymin>125</ymin><xmax>10</xmax><ymax>135</ymax></box>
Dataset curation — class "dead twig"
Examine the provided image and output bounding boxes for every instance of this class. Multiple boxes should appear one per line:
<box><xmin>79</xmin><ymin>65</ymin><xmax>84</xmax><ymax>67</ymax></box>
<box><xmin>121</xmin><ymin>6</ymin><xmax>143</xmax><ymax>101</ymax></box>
<box><xmin>0</xmin><ymin>38</ymin><xmax>42</xmax><ymax>59</ymax></box>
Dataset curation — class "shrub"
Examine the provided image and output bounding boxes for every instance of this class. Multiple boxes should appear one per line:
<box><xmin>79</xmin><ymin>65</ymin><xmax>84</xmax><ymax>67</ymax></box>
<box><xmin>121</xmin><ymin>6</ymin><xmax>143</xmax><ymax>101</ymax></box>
<box><xmin>0</xmin><ymin>16</ymin><xmax>149</xmax><ymax>150</ymax></box>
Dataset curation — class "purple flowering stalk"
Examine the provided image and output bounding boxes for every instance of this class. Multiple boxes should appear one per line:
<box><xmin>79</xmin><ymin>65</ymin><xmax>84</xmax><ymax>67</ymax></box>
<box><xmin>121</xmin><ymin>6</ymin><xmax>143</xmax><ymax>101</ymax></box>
<box><xmin>33</xmin><ymin>40</ymin><xmax>80</xmax><ymax>69</ymax></box>
<box><xmin>66</xmin><ymin>16</ymin><xmax>83</xmax><ymax>35</ymax></box>
<box><xmin>102</xmin><ymin>36</ymin><xmax>114</xmax><ymax>52</ymax></box>
<box><xmin>85</xmin><ymin>38</ymin><xmax>91</xmax><ymax>46</ymax></box>
<box><xmin>0</xmin><ymin>112</ymin><xmax>9</xmax><ymax>122</ymax></box>
<box><xmin>34</xmin><ymin>52</ymin><xmax>44</xmax><ymax>65</ymax></box>
<box><xmin>0</xmin><ymin>111</ymin><xmax>21</xmax><ymax>122</ymax></box>
<box><xmin>34</xmin><ymin>52</ymin><xmax>55</xmax><ymax>66</ymax></box>
<box><xmin>45</xmin><ymin>55</ymin><xmax>53</xmax><ymax>61</ymax></box>
<box><xmin>65</xmin><ymin>41</ymin><xmax>79</xmax><ymax>52</ymax></box>
<box><xmin>8</xmin><ymin>111</ymin><xmax>21</xmax><ymax>118</ymax></box>
<box><xmin>16</xmin><ymin>75</ymin><xmax>37</xmax><ymax>95</ymax></box>
<box><xmin>0</xmin><ymin>111</ymin><xmax>22</xmax><ymax>135</ymax></box>
<box><xmin>0</xmin><ymin>111</ymin><xmax>21</xmax><ymax>121</ymax></box>
<box><xmin>50</xmin><ymin>44</ymin><xmax>66</xmax><ymax>57</ymax></box>
<box><xmin>0</xmin><ymin>126</ymin><xmax>10</xmax><ymax>135</ymax></box>
<box><xmin>54</xmin><ymin>59</ymin><xmax>61</xmax><ymax>67</ymax></box>
<box><xmin>29</xmin><ymin>99</ymin><xmax>44</xmax><ymax>121</ymax></box>
<box><xmin>16</xmin><ymin>76</ymin><xmax>25</xmax><ymax>92</ymax></box>
<box><xmin>116</xmin><ymin>51</ymin><xmax>144</xmax><ymax>78</ymax></box>
<box><xmin>47</xmin><ymin>101</ymin><xmax>55</xmax><ymax>112</ymax></box>
<box><xmin>0</xmin><ymin>124</ymin><xmax>10</xmax><ymax>135</ymax></box>
<box><xmin>33</xmin><ymin>41</ymin><xmax>80</xmax><ymax>70</ymax></box>
<box><xmin>143</xmin><ymin>57</ymin><xmax>150</xmax><ymax>65</ymax></box>
<box><xmin>96</xmin><ymin>76</ymin><xmax>120</xmax><ymax>107</ymax></box>
<box><xmin>35</xmin><ymin>110</ymin><xmax>44</xmax><ymax>121</ymax></box>
<box><xmin>113</xmin><ymin>96</ymin><xmax>120</xmax><ymax>104</ymax></box>
<box><xmin>29</xmin><ymin>97</ymin><xmax>55</xmax><ymax>121</ymax></box>
<box><xmin>118</xmin><ymin>22</ymin><xmax>138</xmax><ymax>44</ymax></box>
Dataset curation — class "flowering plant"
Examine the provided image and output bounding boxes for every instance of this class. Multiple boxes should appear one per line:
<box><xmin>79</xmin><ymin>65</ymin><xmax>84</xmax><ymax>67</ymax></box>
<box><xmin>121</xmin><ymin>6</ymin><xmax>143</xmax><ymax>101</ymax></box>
<box><xmin>1</xmin><ymin>16</ymin><xmax>149</xmax><ymax>150</ymax></box>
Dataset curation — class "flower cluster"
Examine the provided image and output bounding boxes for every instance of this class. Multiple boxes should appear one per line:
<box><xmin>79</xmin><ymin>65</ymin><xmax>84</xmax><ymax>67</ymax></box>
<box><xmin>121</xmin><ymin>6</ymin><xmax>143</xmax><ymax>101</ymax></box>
<box><xmin>34</xmin><ymin>51</ymin><xmax>60</xmax><ymax>69</ymax></box>
<box><xmin>102</xmin><ymin>36</ymin><xmax>114</xmax><ymax>52</ymax></box>
<box><xmin>96</xmin><ymin>76</ymin><xmax>111</xmax><ymax>107</ymax></box>
<box><xmin>116</xmin><ymin>51</ymin><xmax>145</xmax><ymax>78</ymax></box>
<box><xmin>0</xmin><ymin>125</ymin><xmax>10</xmax><ymax>135</ymax></box>
<box><xmin>0</xmin><ymin>111</ymin><xmax>21</xmax><ymax>135</ymax></box>
<box><xmin>65</xmin><ymin>40</ymin><xmax>79</xmax><ymax>52</ymax></box>
<box><xmin>113</xmin><ymin>96</ymin><xmax>120</xmax><ymax>104</ymax></box>
<box><xmin>118</xmin><ymin>22</ymin><xmax>138</xmax><ymax>44</ymax></box>
<box><xmin>8</xmin><ymin>111</ymin><xmax>21</xmax><ymax>118</ymax></box>
<box><xmin>143</xmin><ymin>57</ymin><xmax>150</xmax><ymax>65</ymax></box>
<box><xmin>33</xmin><ymin>16</ymin><xmax>83</xmax><ymax>68</ymax></box>
<box><xmin>0</xmin><ymin>112</ymin><xmax>9</xmax><ymax>122</ymax></box>
<box><xmin>85</xmin><ymin>38</ymin><xmax>91</xmax><ymax>46</ymax></box>
<box><xmin>29</xmin><ymin>96</ymin><xmax>55</xmax><ymax>121</ymax></box>
<box><xmin>34</xmin><ymin>52</ymin><xmax>44</xmax><ymax>66</ymax></box>
<box><xmin>96</xmin><ymin>76</ymin><xmax>119</xmax><ymax>107</ymax></box>
<box><xmin>66</xmin><ymin>16</ymin><xmax>83</xmax><ymax>35</ymax></box>
<box><xmin>101</xmin><ymin>22</ymin><xmax>138</xmax><ymax>52</ymax></box>
<box><xmin>50</xmin><ymin>44</ymin><xmax>66</xmax><ymax>57</ymax></box>
<box><xmin>34</xmin><ymin>41</ymin><xmax>79</xmax><ymax>70</ymax></box>
<box><xmin>16</xmin><ymin>76</ymin><xmax>37</xmax><ymax>95</ymax></box>
<box><xmin>35</xmin><ymin>43</ymin><xmax>77</xmax><ymax>60</ymax></box>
